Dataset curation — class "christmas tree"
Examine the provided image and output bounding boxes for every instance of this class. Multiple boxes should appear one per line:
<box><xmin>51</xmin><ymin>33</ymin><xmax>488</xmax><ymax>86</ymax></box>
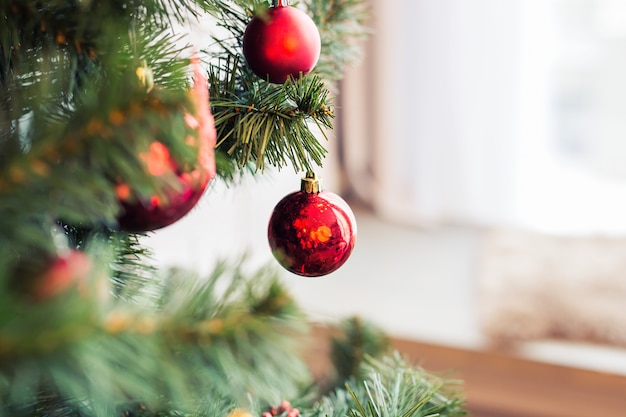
<box><xmin>0</xmin><ymin>0</ymin><xmax>466</xmax><ymax>416</ymax></box>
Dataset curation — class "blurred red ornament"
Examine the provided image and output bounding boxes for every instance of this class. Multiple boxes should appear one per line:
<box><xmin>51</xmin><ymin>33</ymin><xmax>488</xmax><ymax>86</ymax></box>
<box><xmin>116</xmin><ymin>140</ymin><xmax>210</xmax><ymax>232</ymax></box>
<box><xmin>117</xmin><ymin>57</ymin><xmax>216</xmax><ymax>232</ymax></box>
<box><xmin>243</xmin><ymin>0</ymin><xmax>321</xmax><ymax>83</ymax></box>
<box><xmin>30</xmin><ymin>250</ymin><xmax>93</xmax><ymax>302</ymax></box>
<box><xmin>263</xmin><ymin>400</ymin><xmax>299</xmax><ymax>417</ymax></box>
<box><xmin>268</xmin><ymin>173</ymin><xmax>356</xmax><ymax>277</ymax></box>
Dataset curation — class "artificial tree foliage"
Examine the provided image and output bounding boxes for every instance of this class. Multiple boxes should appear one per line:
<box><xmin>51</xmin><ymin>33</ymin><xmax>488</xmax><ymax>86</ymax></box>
<box><xmin>0</xmin><ymin>0</ymin><xmax>466</xmax><ymax>416</ymax></box>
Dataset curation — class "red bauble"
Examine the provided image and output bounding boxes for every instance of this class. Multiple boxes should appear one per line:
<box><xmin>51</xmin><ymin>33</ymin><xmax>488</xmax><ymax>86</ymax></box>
<box><xmin>117</xmin><ymin>58</ymin><xmax>216</xmax><ymax>232</ymax></box>
<box><xmin>243</xmin><ymin>0</ymin><xmax>321</xmax><ymax>84</ymax></box>
<box><xmin>116</xmin><ymin>141</ymin><xmax>211</xmax><ymax>232</ymax></box>
<box><xmin>30</xmin><ymin>250</ymin><xmax>93</xmax><ymax>302</ymax></box>
<box><xmin>268</xmin><ymin>173</ymin><xmax>356</xmax><ymax>277</ymax></box>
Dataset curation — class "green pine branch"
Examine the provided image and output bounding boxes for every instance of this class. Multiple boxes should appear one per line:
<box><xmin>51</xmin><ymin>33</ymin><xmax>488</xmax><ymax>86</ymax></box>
<box><xmin>210</xmin><ymin>58</ymin><xmax>333</xmax><ymax>172</ymax></box>
<box><xmin>309</xmin><ymin>354</ymin><xmax>467</xmax><ymax>417</ymax></box>
<box><xmin>329</xmin><ymin>317</ymin><xmax>391</xmax><ymax>387</ymax></box>
<box><xmin>109</xmin><ymin>232</ymin><xmax>158</xmax><ymax>301</ymax></box>
<box><xmin>0</xmin><ymin>259</ymin><xmax>311</xmax><ymax>416</ymax></box>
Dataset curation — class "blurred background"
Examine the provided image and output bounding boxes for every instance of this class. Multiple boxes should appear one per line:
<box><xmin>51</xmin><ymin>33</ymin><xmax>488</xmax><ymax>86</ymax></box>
<box><xmin>146</xmin><ymin>0</ymin><xmax>626</xmax><ymax>405</ymax></box>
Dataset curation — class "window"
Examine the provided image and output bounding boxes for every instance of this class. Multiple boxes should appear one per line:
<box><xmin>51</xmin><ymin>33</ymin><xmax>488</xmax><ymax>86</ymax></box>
<box><xmin>342</xmin><ymin>0</ymin><xmax>626</xmax><ymax>234</ymax></box>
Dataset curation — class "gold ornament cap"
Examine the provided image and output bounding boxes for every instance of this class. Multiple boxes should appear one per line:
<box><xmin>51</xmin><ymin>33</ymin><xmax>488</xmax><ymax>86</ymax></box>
<box><xmin>301</xmin><ymin>171</ymin><xmax>321</xmax><ymax>194</ymax></box>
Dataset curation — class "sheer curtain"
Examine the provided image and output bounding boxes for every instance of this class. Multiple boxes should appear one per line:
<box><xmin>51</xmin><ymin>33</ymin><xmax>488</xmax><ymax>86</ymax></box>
<box><xmin>341</xmin><ymin>0</ymin><xmax>626</xmax><ymax>234</ymax></box>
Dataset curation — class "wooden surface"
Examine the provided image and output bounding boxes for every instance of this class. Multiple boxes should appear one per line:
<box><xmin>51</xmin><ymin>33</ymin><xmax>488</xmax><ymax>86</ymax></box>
<box><xmin>391</xmin><ymin>337</ymin><xmax>626</xmax><ymax>417</ymax></box>
<box><xmin>306</xmin><ymin>325</ymin><xmax>626</xmax><ymax>417</ymax></box>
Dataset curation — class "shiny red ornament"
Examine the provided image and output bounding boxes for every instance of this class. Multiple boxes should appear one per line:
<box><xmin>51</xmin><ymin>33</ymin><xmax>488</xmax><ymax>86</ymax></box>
<box><xmin>117</xmin><ymin>57</ymin><xmax>216</xmax><ymax>232</ymax></box>
<box><xmin>243</xmin><ymin>0</ymin><xmax>321</xmax><ymax>83</ymax></box>
<box><xmin>268</xmin><ymin>173</ymin><xmax>357</xmax><ymax>277</ymax></box>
